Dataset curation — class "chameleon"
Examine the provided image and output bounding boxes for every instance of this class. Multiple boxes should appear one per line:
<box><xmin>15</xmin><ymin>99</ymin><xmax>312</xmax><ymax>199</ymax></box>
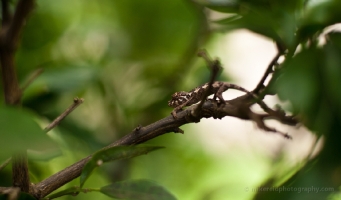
<box><xmin>168</xmin><ymin>81</ymin><xmax>292</xmax><ymax>139</ymax></box>
<box><xmin>168</xmin><ymin>81</ymin><xmax>269</xmax><ymax>118</ymax></box>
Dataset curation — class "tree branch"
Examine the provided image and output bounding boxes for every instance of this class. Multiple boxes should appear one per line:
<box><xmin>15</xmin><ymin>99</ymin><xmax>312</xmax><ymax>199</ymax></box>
<box><xmin>33</xmin><ymin>92</ymin><xmax>298</xmax><ymax>198</ymax></box>
<box><xmin>193</xmin><ymin>50</ymin><xmax>222</xmax><ymax>117</ymax></box>
<box><xmin>0</xmin><ymin>0</ymin><xmax>36</xmax><ymax>193</ymax></box>
<box><xmin>253</xmin><ymin>51</ymin><xmax>281</xmax><ymax>94</ymax></box>
<box><xmin>0</xmin><ymin>46</ymin><xmax>21</xmax><ymax>105</ymax></box>
<box><xmin>0</xmin><ymin>0</ymin><xmax>35</xmax><ymax>104</ymax></box>
<box><xmin>5</xmin><ymin>0</ymin><xmax>35</xmax><ymax>50</ymax></box>
<box><xmin>12</xmin><ymin>153</ymin><xmax>29</xmax><ymax>193</ymax></box>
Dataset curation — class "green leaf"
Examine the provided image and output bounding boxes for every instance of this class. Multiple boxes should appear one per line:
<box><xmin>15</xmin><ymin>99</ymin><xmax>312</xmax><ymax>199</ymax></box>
<box><xmin>46</xmin><ymin>186</ymin><xmax>100</xmax><ymax>199</ymax></box>
<box><xmin>273</xmin><ymin>47</ymin><xmax>338</xmax><ymax>135</ymax></box>
<box><xmin>0</xmin><ymin>106</ymin><xmax>58</xmax><ymax>161</ymax></box>
<box><xmin>45</xmin><ymin>186</ymin><xmax>81</xmax><ymax>199</ymax></box>
<box><xmin>80</xmin><ymin>145</ymin><xmax>164</xmax><ymax>188</ymax></box>
<box><xmin>100</xmin><ymin>179</ymin><xmax>177</xmax><ymax>200</ymax></box>
<box><xmin>275</xmin><ymin>48</ymin><xmax>321</xmax><ymax>113</ymax></box>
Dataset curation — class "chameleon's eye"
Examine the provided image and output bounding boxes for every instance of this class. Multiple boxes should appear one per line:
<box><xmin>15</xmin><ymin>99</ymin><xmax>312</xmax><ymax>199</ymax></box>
<box><xmin>168</xmin><ymin>91</ymin><xmax>189</xmax><ymax>107</ymax></box>
<box><xmin>171</xmin><ymin>93</ymin><xmax>178</xmax><ymax>98</ymax></box>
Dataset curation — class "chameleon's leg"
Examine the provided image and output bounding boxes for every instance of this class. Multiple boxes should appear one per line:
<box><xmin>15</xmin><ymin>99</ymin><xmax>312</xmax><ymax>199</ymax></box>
<box><xmin>171</xmin><ymin>96</ymin><xmax>195</xmax><ymax>119</ymax></box>
<box><xmin>214</xmin><ymin>84</ymin><xmax>229</xmax><ymax>103</ymax></box>
<box><xmin>171</xmin><ymin>107</ymin><xmax>182</xmax><ymax>119</ymax></box>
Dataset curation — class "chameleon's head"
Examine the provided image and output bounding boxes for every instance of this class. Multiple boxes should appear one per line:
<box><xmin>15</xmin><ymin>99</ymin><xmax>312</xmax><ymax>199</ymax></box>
<box><xmin>168</xmin><ymin>91</ymin><xmax>190</xmax><ymax>108</ymax></box>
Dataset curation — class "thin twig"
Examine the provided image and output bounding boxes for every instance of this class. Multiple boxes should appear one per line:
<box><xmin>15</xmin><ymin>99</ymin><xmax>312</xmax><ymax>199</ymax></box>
<box><xmin>44</xmin><ymin>98</ymin><xmax>84</xmax><ymax>133</ymax></box>
<box><xmin>0</xmin><ymin>157</ymin><xmax>11</xmax><ymax>172</ymax></box>
<box><xmin>21</xmin><ymin>68</ymin><xmax>44</xmax><ymax>91</ymax></box>
<box><xmin>193</xmin><ymin>50</ymin><xmax>222</xmax><ymax>117</ymax></box>
<box><xmin>6</xmin><ymin>0</ymin><xmax>35</xmax><ymax>49</ymax></box>
<box><xmin>197</xmin><ymin>49</ymin><xmax>213</xmax><ymax>66</ymax></box>
<box><xmin>253</xmin><ymin>51</ymin><xmax>281</xmax><ymax>94</ymax></box>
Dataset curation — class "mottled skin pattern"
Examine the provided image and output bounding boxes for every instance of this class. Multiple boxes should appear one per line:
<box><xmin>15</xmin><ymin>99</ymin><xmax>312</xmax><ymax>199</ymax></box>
<box><xmin>168</xmin><ymin>81</ymin><xmax>254</xmax><ymax>118</ymax></box>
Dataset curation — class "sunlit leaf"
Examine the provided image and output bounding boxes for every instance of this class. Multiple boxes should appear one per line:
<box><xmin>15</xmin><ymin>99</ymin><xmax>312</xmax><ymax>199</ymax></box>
<box><xmin>0</xmin><ymin>106</ymin><xmax>58</xmax><ymax>161</ymax></box>
<box><xmin>80</xmin><ymin>145</ymin><xmax>164</xmax><ymax>188</ymax></box>
<box><xmin>100</xmin><ymin>179</ymin><xmax>176</xmax><ymax>200</ymax></box>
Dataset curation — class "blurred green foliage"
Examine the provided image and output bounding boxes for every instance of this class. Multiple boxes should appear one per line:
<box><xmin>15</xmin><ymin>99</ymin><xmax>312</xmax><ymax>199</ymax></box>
<box><xmin>1</xmin><ymin>0</ymin><xmax>341</xmax><ymax>199</ymax></box>
<box><xmin>0</xmin><ymin>106</ymin><xmax>57</xmax><ymax>161</ymax></box>
<box><xmin>199</xmin><ymin>0</ymin><xmax>341</xmax><ymax>199</ymax></box>
<box><xmin>80</xmin><ymin>145</ymin><xmax>164</xmax><ymax>188</ymax></box>
<box><xmin>99</xmin><ymin>179</ymin><xmax>176</xmax><ymax>200</ymax></box>
<box><xmin>2</xmin><ymin>0</ymin><xmax>211</xmax><ymax>199</ymax></box>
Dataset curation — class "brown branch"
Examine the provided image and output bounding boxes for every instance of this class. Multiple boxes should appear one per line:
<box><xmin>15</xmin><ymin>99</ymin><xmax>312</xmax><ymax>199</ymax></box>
<box><xmin>5</xmin><ymin>0</ymin><xmax>35</xmax><ymax>50</ymax></box>
<box><xmin>33</xmin><ymin>93</ymin><xmax>298</xmax><ymax>198</ymax></box>
<box><xmin>12</xmin><ymin>154</ymin><xmax>29</xmax><ymax>193</ymax></box>
<box><xmin>253</xmin><ymin>51</ymin><xmax>281</xmax><ymax>94</ymax></box>
<box><xmin>227</xmin><ymin>90</ymin><xmax>297</xmax><ymax>126</ymax></box>
<box><xmin>0</xmin><ymin>0</ymin><xmax>36</xmax><ymax>194</ymax></box>
<box><xmin>0</xmin><ymin>0</ymin><xmax>35</xmax><ymax>104</ymax></box>
<box><xmin>44</xmin><ymin>98</ymin><xmax>84</xmax><ymax>133</ymax></box>
<box><xmin>0</xmin><ymin>48</ymin><xmax>21</xmax><ymax>105</ymax></box>
<box><xmin>247</xmin><ymin>109</ymin><xmax>292</xmax><ymax>139</ymax></box>
<box><xmin>193</xmin><ymin>50</ymin><xmax>222</xmax><ymax>117</ymax></box>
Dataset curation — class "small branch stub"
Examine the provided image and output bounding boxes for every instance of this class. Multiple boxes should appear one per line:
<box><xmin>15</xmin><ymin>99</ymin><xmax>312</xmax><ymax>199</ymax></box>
<box><xmin>44</xmin><ymin>97</ymin><xmax>84</xmax><ymax>133</ymax></box>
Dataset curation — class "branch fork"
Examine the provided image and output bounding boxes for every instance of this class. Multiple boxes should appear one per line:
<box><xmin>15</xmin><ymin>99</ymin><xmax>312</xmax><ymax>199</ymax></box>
<box><xmin>180</xmin><ymin>50</ymin><xmax>297</xmax><ymax>138</ymax></box>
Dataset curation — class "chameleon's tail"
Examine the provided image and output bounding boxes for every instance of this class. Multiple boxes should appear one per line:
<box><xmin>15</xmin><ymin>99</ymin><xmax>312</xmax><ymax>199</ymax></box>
<box><xmin>224</xmin><ymin>83</ymin><xmax>274</xmax><ymax>114</ymax></box>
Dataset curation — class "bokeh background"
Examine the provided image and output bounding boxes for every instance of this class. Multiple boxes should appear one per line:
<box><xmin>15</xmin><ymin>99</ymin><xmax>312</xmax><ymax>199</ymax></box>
<box><xmin>1</xmin><ymin>0</ymin><xmax>341</xmax><ymax>199</ymax></box>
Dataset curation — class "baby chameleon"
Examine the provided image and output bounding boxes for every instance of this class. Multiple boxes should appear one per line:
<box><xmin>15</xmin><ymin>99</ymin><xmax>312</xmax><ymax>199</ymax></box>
<box><xmin>168</xmin><ymin>81</ymin><xmax>292</xmax><ymax>139</ymax></box>
<box><xmin>168</xmin><ymin>81</ymin><xmax>259</xmax><ymax>118</ymax></box>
